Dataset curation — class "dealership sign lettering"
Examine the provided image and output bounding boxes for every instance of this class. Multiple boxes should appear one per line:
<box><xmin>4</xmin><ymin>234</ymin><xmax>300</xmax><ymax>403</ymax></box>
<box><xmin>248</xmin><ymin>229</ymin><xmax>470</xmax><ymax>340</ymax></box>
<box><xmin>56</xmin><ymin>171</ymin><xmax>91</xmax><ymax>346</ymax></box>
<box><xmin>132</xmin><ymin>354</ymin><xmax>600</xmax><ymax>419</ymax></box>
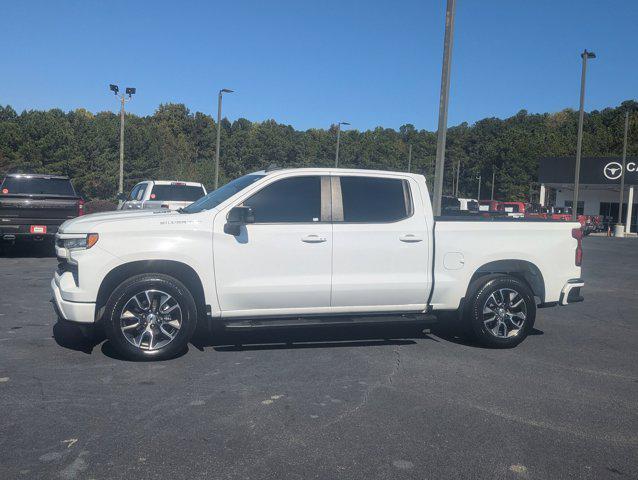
<box><xmin>539</xmin><ymin>157</ymin><xmax>638</xmax><ymax>185</ymax></box>
<box><xmin>603</xmin><ymin>161</ymin><xmax>637</xmax><ymax>180</ymax></box>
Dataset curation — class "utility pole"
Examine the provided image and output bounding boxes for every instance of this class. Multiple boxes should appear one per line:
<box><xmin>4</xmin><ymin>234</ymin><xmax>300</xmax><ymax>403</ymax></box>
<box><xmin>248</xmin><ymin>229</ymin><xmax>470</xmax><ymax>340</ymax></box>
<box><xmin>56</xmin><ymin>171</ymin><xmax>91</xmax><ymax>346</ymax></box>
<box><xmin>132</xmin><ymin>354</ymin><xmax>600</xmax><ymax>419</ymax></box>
<box><xmin>215</xmin><ymin>88</ymin><xmax>234</xmax><ymax>190</ymax></box>
<box><xmin>432</xmin><ymin>0</ymin><xmax>456</xmax><ymax>216</ymax></box>
<box><xmin>335</xmin><ymin>122</ymin><xmax>350</xmax><ymax>167</ymax></box>
<box><xmin>491</xmin><ymin>167</ymin><xmax>495</xmax><ymax>200</ymax></box>
<box><xmin>109</xmin><ymin>84</ymin><xmax>135</xmax><ymax>196</ymax></box>
<box><xmin>618</xmin><ymin>110</ymin><xmax>630</xmax><ymax>227</ymax></box>
<box><xmin>572</xmin><ymin>49</ymin><xmax>596</xmax><ymax>220</ymax></box>
<box><xmin>407</xmin><ymin>144</ymin><xmax>412</xmax><ymax>172</ymax></box>
<box><xmin>477</xmin><ymin>174</ymin><xmax>481</xmax><ymax>200</ymax></box>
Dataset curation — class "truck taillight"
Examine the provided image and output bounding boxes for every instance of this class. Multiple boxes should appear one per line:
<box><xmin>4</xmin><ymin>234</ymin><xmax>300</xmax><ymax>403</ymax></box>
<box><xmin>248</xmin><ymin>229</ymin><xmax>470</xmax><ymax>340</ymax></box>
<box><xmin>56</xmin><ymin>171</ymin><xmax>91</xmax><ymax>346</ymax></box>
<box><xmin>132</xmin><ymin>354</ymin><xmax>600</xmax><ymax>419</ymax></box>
<box><xmin>78</xmin><ymin>199</ymin><xmax>85</xmax><ymax>216</ymax></box>
<box><xmin>572</xmin><ymin>227</ymin><xmax>583</xmax><ymax>266</ymax></box>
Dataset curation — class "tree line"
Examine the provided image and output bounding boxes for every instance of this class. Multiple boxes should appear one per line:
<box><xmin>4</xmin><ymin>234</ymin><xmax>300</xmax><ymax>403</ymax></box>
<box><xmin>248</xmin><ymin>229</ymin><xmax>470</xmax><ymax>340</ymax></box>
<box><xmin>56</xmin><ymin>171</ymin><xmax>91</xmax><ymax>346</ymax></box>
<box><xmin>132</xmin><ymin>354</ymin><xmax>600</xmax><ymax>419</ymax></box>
<box><xmin>0</xmin><ymin>100</ymin><xmax>636</xmax><ymax>201</ymax></box>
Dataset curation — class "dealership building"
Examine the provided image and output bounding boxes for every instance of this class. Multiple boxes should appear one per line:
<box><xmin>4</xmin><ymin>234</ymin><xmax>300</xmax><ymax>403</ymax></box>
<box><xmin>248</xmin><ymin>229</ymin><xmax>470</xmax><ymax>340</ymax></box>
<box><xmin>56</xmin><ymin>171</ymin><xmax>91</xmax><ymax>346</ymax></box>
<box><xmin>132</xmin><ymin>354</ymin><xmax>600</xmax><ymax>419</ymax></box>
<box><xmin>538</xmin><ymin>157</ymin><xmax>638</xmax><ymax>233</ymax></box>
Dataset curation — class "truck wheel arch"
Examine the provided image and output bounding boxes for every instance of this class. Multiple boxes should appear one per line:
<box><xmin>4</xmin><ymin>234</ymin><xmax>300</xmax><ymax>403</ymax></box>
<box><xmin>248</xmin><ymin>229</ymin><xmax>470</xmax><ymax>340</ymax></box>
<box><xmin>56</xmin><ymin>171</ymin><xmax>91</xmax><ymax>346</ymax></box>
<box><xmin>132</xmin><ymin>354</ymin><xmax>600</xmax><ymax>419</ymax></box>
<box><xmin>95</xmin><ymin>260</ymin><xmax>207</xmax><ymax>322</ymax></box>
<box><xmin>467</xmin><ymin>259</ymin><xmax>546</xmax><ymax>304</ymax></box>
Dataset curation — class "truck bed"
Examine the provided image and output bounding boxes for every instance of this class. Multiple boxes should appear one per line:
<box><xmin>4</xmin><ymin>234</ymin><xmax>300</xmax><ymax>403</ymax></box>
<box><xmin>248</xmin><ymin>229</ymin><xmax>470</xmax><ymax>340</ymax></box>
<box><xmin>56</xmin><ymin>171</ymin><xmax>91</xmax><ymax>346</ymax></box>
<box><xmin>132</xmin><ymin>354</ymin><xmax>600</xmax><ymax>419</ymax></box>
<box><xmin>430</xmin><ymin>218</ymin><xmax>581</xmax><ymax>310</ymax></box>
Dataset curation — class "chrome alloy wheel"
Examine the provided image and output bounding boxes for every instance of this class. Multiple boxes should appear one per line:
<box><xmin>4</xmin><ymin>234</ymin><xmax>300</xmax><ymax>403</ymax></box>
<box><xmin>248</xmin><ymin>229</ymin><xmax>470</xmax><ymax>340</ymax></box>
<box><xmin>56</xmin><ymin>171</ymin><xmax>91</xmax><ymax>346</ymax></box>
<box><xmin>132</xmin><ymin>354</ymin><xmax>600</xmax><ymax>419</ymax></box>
<box><xmin>482</xmin><ymin>288</ymin><xmax>527</xmax><ymax>338</ymax></box>
<box><xmin>120</xmin><ymin>289</ymin><xmax>182</xmax><ymax>351</ymax></box>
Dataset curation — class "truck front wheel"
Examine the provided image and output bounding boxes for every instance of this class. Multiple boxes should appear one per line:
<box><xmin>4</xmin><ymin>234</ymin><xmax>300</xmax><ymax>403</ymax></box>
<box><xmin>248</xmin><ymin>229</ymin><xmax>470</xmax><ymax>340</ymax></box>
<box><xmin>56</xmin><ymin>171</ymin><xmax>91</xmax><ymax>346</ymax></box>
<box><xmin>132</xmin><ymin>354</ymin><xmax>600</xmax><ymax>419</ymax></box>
<box><xmin>464</xmin><ymin>274</ymin><xmax>536</xmax><ymax>348</ymax></box>
<box><xmin>103</xmin><ymin>273</ymin><xmax>198</xmax><ymax>361</ymax></box>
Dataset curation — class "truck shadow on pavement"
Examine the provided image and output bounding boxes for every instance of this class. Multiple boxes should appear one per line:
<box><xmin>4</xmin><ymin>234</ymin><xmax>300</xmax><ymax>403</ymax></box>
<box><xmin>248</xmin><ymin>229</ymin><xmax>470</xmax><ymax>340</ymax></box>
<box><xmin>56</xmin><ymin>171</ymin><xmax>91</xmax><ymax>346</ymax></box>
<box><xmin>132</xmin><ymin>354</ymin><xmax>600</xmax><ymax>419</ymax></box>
<box><xmin>52</xmin><ymin>318</ymin><xmax>544</xmax><ymax>361</ymax></box>
<box><xmin>53</xmin><ymin>319</ymin><xmax>437</xmax><ymax>360</ymax></box>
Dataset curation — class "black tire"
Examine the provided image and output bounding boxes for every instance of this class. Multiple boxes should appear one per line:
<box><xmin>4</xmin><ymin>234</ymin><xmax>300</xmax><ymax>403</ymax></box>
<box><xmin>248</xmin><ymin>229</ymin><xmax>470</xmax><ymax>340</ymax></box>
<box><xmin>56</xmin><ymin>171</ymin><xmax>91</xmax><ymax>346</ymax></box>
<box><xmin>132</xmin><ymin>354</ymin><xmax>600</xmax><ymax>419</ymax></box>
<box><xmin>103</xmin><ymin>273</ymin><xmax>198</xmax><ymax>361</ymax></box>
<box><xmin>463</xmin><ymin>274</ymin><xmax>536</xmax><ymax>348</ymax></box>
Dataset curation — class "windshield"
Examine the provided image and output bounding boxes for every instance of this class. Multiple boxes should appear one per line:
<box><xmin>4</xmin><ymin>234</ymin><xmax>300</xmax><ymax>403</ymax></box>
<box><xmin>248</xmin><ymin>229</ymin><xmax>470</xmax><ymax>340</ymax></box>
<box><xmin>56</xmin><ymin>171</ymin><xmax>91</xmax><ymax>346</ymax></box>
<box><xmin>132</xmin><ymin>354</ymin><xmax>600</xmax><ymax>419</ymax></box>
<box><xmin>1</xmin><ymin>177</ymin><xmax>76</xmax><ymax>196</ymax></box>
<box><xmin>181</xmin><ymin>174</ymin><xmax>265</xmax><ymax>214</ymax></box>
<box><xmin>150</xmin><ymin>184</ymin><xmax>205</xmax><ymax>202</ymax></box>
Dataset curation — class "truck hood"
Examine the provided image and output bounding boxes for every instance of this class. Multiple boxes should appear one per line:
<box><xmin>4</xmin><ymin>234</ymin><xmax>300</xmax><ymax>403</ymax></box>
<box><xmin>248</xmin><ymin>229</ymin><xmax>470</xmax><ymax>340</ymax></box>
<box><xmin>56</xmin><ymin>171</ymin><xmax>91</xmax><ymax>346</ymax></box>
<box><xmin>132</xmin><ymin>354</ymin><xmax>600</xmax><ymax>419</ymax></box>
<box><xmin>59</xmin><ymin>209</ymin><xmax>178</xmax><ymax>234</ymax></box>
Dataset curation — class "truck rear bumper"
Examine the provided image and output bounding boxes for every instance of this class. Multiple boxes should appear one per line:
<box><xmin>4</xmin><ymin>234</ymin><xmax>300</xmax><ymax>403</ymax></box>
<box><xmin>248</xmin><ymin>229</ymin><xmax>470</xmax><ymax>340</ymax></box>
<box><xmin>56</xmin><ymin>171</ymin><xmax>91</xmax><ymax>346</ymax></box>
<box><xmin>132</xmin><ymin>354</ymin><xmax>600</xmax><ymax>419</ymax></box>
<box><xmin>2</xmin><ymin>232</ymin><xmax>55</xmax><ymax>242</ymax></box>
<box><xmin>51</xmin><ymin>278</ymin><xmax>95</xmax><ymax>324</ymax></box>
<box><xmin>559</xmin><ymin>279</ymin><xmax>584</xmax><ymax>306</ymax></box>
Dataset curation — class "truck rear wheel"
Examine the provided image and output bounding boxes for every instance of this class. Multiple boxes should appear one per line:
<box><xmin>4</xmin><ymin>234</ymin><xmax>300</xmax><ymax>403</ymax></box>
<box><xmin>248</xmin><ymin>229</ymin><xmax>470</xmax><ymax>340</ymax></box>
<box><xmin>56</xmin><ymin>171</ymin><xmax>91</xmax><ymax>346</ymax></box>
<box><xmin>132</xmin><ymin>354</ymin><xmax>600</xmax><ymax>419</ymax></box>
<box><xmin>103</xmin><ymin>273</ymin><xmax>198</xmax><ymax>361</ymax></box>
<box><xmin>464</xmin><ymin>274</ymin><xmax>536</xmax><ymax>348</ymax></box>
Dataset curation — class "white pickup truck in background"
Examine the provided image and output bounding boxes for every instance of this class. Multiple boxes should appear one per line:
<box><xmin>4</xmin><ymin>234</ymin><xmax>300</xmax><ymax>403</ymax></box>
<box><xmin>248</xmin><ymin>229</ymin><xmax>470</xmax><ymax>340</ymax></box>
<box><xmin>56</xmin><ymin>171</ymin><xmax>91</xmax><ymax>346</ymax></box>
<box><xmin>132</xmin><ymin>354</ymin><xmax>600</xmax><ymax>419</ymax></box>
<box><xmin>52</xmin><ymin>168</ymin><xmax>584</xmax><ymax>360</ymax></box>
<box><xmin>118</xmin><ymin>180</ymin><xmax>207</xmax><ymax>211</ymax></box>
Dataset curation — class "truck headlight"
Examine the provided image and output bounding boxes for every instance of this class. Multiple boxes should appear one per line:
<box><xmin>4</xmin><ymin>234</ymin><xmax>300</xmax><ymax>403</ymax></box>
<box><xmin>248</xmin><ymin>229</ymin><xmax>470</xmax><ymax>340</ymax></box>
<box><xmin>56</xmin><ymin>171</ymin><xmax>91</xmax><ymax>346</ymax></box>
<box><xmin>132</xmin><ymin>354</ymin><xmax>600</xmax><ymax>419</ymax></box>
<box><xmin>62</xmin><ymin>233</ymin><xmax>99</xmax><ymax>250</ymax></box>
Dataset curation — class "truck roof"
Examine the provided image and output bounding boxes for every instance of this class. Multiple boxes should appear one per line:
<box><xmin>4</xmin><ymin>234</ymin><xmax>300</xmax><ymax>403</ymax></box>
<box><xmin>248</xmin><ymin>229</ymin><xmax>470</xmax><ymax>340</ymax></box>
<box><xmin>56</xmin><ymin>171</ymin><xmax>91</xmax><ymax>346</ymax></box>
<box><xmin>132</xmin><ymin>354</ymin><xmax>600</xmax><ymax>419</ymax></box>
<box><xmin>254</xmin><ymin>167</ymin><xmax>423</xmax><ymax>178</ymax></box>
<box><xmin>4</xmin><ymin>173</ymin><xmax>70</xmax><ymax>180</ymax></box>
<box><xmin>141</xmin><ymin>180</ymin><xmax>205</xmax><ymax>187</ymax></box>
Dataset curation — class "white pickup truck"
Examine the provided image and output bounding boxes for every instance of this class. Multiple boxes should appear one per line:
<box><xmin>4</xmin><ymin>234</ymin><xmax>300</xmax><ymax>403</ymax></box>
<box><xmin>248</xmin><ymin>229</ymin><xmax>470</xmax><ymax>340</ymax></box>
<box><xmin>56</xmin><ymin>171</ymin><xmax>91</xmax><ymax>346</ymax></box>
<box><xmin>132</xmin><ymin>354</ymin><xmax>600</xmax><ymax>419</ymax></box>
<box><xmin>118</xmin><ymin>180</ymin><xmax>207</xmax><ymax>211</ymax></box>
<box><xmin>52</xmin><ymin>168</ymin><xmax>584</xmax><ymax>360</ymax></box>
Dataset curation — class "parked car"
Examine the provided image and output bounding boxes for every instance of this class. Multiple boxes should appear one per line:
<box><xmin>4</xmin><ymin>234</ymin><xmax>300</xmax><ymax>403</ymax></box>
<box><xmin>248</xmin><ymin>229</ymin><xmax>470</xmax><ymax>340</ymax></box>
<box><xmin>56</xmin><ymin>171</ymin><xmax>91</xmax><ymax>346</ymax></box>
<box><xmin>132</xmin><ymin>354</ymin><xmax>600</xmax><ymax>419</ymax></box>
<box><xmin>457</xmin><ymin>198</ymin><xmax>479</xmax><ymax>213</ymax></box>
<box><xmin>1</xmin><ymin>173</ymin><xmax>83</xmax><ymax>248</ymax></box>
<box><xmin>52</xmin><ymin>168</ymin><xmax>584</xmax><ymax>360</ymax></box>
<box><xmin>478</xmin><ymin>200</ymin><xmax>503</xmax><ymax>213</ymax></box>
<box><xmin>547</xmin><ymin>206</ymin><xmax>572</xmax><ymax>222</ymax></box>
<box><xmin>501</xmin><ymin>201</ymin><xmax>526</xmax><ymax>218</ymax></box>
<box><xmin>525</xmin><ymin>203</ymin><xmax>547</xmax><ymax>215</ymax></box>
<box><xmin>118</xmin><ymin>180</ymin><xmax>207</xmax><ymax>211</ymax></box>
<box><xmin>441</xmin><ymin>195</ymin><xmax>461</xmax><ymax>214</ymax></box>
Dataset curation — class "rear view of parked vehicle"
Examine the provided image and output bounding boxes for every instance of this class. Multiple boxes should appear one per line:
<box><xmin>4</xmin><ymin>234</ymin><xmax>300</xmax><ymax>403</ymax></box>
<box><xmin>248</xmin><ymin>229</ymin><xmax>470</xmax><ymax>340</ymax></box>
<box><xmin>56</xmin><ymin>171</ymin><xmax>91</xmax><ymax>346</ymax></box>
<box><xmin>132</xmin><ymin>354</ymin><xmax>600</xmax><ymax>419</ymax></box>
<box><xmin>478</xmin><ymin>200</ymin><xmax>503</xmax><ymax>213</ymax></box>
<box><xmin>1</xmin><ymin>173</ymin><xmax>83</xmax><ymax>249</ymax></box>
<box><xmin>458</xmin><ymin>198</ymin><xmax>479</xmax><ymax>213</ymax></box>
<box><xmin>118</xmin><ymin>180</ymin><xmax>207</xmax><ymax>211</ymax></box>
<box><xmin>501</xmin><ymin>201</ymin><xmax>526</xmax><ymax>218</ymax></box>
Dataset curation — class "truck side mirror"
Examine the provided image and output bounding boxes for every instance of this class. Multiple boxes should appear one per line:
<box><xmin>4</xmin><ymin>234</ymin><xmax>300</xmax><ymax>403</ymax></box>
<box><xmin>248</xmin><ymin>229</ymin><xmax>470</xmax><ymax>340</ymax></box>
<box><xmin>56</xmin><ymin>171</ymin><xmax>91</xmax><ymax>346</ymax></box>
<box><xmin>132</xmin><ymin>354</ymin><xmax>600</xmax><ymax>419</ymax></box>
<box><xmin>224</xmin><ymin>206</ymin><xmax>255</xmax><ymax>236</ymax></box>
<box><xmin>116</xmin><ymin>192</ymin><xmax>128</xmax><ymax>201</ymax></box>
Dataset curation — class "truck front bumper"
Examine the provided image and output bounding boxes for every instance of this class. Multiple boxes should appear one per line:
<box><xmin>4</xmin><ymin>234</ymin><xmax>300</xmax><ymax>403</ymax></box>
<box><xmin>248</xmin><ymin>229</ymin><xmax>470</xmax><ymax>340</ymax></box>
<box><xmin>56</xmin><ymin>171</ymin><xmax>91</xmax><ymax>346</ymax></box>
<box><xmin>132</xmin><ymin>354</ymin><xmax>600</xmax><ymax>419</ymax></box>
<box><xmin>51</xmin><ymin>277</ymin><xmax>96</xmax><ymax>324</ymax></box>
<box><xmin>559</xmin><ymin>278</ymin><xmax>584</xmax><ymax>306</ymax></box>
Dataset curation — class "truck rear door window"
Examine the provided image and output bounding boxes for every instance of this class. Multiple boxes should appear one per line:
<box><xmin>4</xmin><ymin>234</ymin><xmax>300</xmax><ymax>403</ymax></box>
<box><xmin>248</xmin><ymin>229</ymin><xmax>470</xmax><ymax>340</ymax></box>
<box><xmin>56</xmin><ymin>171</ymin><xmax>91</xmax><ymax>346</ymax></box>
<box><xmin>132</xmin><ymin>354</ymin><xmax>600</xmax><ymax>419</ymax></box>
<box><xmin>339</xmin><ymin>176</ymin><xmax>411</xmax><ymax>222</ymax></box>
<box><xmin>0</xmin><ymin>177</ymin><xmax>76</xmax><ymax>196</ymax></box>
<box><xmin>150</xmin><ymin>185</ymin><xmax>205</xmax><ymax>202</ymax></box>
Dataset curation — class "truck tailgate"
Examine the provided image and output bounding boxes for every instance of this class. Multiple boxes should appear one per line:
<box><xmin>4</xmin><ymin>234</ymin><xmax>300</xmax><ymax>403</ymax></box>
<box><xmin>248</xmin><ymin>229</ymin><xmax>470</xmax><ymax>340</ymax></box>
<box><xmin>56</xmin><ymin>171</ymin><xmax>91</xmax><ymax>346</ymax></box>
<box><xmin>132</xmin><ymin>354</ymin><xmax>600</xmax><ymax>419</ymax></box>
<box><xmin>0</xmin><ymin>196</ymin><xmax>80</xmax><ymax>237</ymax></box>
<box><xmin>0</xmin><ymin>196</ymin><xmax>79</xmax><ymax>220</ymax></box>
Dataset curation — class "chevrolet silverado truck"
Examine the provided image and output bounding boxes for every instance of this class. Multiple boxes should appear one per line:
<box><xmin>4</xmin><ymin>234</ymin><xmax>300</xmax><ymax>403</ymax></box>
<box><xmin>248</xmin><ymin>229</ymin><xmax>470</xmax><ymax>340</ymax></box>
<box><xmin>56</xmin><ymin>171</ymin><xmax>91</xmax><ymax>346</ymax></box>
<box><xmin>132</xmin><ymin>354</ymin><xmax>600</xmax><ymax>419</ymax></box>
<box><xmin>1</xmin><ymin>173</ymin><xmax>84</xmax><ymax>249</ymax></box>
<box><xmin>51</xmin><ymin>168</ymin><xmax>584</xmax><ymax>360</ymax></box>
<box><xmin>118</xmin><ymin>180</ymin><xmax>207</xmax><ymax>211</ymax></box>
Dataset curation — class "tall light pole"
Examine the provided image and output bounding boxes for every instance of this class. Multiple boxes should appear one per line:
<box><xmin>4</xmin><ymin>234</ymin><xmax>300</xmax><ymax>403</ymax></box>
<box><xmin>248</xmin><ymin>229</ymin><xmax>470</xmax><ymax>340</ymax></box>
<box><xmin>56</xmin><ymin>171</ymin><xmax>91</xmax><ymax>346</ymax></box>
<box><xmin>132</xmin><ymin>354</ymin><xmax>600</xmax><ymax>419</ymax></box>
<box><xmin>335</xmin><ymin>121</ymin><xmax>350</xmax><ymax>167</ymax></box>
<box><xmin>572</xmin><ymin>49</ymin><xmax>596</xmax><ymax>220</ymax></box>
<box><xmin>407</xmin><ymin>144</ymin><xmax>413</xmax><ymax>172</ymax></box>
<box><xmin>618</xmin><ymin>110</ymin><xmax>630</xmax><ymax>226</ymax></box>
<box><xmin>432</xmin><ymin>0</ymin><xmax>457</xmax><ymax>216</ymax></box>
<box><xmin>109</xmin><ymin>84</ymin><xmax>135</xmax><ymax>195</ymax></box>
<box><xmin>214</xmin><ymin>88</ymin><xmax>234</xmax><ymax>190</ymax></box>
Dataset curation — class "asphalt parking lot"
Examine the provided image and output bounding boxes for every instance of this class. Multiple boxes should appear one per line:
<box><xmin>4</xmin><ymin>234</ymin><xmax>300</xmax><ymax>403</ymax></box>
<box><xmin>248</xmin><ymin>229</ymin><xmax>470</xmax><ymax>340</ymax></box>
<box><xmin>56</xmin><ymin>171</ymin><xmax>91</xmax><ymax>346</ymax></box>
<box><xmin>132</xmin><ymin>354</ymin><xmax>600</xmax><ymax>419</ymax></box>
<box><xmin>0</xmin><ymin>237</ymin><xmax>636</xmax><ymax>480</ymax></box>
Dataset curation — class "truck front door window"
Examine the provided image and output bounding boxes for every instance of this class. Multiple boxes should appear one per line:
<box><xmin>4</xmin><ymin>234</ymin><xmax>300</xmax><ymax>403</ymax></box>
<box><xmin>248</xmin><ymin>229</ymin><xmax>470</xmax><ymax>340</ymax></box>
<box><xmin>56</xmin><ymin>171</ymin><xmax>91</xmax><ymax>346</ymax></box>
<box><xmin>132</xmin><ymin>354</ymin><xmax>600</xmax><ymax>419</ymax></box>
<box><xmin>136</xmin><ymin>184</ymin><xmax>146</xmax><ymax>201</ymax></box>
<box><xmin>243</xmin><ymin>176</ymin><xmax>322</xmax><ymax>223</ymax></box>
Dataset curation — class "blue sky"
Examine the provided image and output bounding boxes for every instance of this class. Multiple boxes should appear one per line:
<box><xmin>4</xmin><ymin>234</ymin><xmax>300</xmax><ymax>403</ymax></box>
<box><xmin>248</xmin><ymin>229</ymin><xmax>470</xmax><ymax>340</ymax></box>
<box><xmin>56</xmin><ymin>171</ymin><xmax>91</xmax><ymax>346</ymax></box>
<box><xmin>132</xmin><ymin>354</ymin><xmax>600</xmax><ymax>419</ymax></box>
<box><xmin>1</xmin><ymin>0</ymin><xmax>636</xmax><ymax>131</ymax></box>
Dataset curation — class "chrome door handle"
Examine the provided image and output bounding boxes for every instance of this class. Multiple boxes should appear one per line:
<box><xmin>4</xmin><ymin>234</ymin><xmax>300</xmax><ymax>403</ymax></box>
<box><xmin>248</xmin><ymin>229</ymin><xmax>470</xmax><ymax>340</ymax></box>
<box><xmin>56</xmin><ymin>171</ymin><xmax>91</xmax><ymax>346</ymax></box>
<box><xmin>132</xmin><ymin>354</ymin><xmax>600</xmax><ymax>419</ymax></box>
<box><xmin>301</xmin><ymin>235</ymin><xmax>327</xmax><ymax>243</ymax></box>
<box><xmin>399</xmin><ymin>234</ymin><xmax>423</xmax><ymax>243</ymax></box>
